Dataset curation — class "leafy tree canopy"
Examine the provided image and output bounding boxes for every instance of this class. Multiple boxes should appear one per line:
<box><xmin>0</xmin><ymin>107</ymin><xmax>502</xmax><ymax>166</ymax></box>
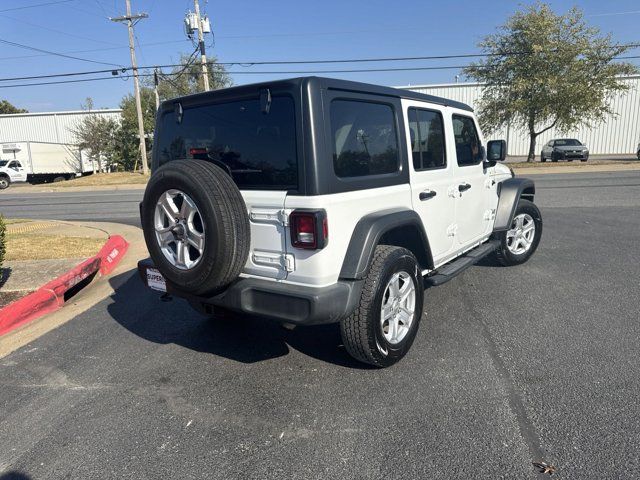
<box><xmin>0</xmin><ymin>100</ymin><xmax>28</xmax><ymax>114</ymax></box>
<box><xmin>70</xmin><ymin>98</ymin><xmax>120</xmax><ymax>173</ymax></box>
<box><xmin>464</xmin><ymin>2</ymin><xmax>637</xmax><ymax>161</ymax></box>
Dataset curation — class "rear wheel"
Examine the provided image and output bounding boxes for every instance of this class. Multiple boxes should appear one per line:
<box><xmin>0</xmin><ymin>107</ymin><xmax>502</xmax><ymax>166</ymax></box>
<box><xmin>141</xmin><ymin>159</ymin><xmax>250</xmax><ymax>295</ymax></box>
<box><xmin>494</xmin><ymin>199</ymin><xmax>542</xmax><ymax>266</ymax></box>
<box><xmin>0</xmin><ymin>176</ymin><xmax>10</xmax><ymax>189</ymax></box>
<box><xmin>340</xmin><ymin>246</ymin><xmax>424</xmax><ymax>368</ymax></box>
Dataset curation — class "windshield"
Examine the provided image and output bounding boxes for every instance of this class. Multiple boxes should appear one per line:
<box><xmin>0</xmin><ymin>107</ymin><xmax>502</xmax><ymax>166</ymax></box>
<box><xmin>554</xmin><ymin>139</ymin><xmax>582</xmax><ymax>146</ymax></box>
<box><xmin>0</xmin><ymin>160</ymin><xmax>7</xmax><ymax>167</ymax></box>
<box><xmin>155</xmin><ymin>96</ymin><xmax>298</xmax><ymax>190</ymax></box>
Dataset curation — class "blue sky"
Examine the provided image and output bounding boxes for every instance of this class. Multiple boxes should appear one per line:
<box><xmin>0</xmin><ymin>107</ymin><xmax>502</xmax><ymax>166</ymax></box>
<box><xmin>1</xmin><ymin>0</ymin><xmax>639</xmax><ymax>112</ymax></box>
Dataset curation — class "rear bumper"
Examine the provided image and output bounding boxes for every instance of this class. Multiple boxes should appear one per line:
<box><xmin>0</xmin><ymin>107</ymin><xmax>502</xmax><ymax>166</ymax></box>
<box><xmin>137</xmin><ymin>258</ymin><xmax>363</xmax><ymax>325</ymax></box>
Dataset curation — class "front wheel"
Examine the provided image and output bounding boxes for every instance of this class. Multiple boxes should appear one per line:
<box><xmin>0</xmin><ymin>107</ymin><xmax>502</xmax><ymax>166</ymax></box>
<box><xmin>340</xmin><ymin>246</ymin><xmax>424</xmax><ymax>368</ymax></box>
<box><xmin>540</xmin><ymin>152</ymin><xmax>546</xmax><ymax>162</ymax></box>
<box><xmin>494</xmin><ymin>199</ymin><xmax>542</xmax><ymax>266</ymax></box>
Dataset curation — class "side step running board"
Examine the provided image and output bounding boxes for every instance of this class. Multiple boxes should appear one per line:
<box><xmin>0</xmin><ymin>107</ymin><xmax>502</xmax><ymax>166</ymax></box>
<box><xmin>425</xmin><ymin>239</ymin><xmax>500</xmax><ymax>286</ymax></box>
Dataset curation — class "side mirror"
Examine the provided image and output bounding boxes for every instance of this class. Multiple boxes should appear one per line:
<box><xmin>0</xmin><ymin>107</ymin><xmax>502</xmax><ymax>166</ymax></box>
<box><xmin>487</xmin><ymin>140</ymin><xmax>507</xmax><ymax>161</ymax></box>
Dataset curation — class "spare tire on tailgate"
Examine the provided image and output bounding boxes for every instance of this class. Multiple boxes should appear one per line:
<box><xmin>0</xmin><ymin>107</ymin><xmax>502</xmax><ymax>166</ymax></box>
<box><xmin>141</xmin><ymin>159</ymin><xmax>250</xmax><ymax>295</ymax></box>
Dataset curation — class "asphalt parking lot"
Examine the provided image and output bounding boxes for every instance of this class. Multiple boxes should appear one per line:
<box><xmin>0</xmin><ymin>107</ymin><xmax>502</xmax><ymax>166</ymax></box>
<box><xmin>1</xmin><ymin>171</ymin><xmax>639</xmax><ymax>479</ymax></box>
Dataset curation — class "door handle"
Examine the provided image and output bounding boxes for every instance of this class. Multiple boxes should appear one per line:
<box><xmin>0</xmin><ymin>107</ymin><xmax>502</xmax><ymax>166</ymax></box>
<box><xmin>419</xmin><ymin>190</ymin><xmax>437</xmax><ymax>201</ymax></box>
<box><xmin>458</xmin><ymin>183</ymin><xmax>471</xmax><ymax>193</ymax></box>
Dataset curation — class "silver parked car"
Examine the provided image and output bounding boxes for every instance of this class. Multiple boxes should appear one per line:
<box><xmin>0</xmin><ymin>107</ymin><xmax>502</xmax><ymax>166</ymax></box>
<box><xmin>541</xmin><ymin>138</ymin><xmax>589</xmax><ymax>162</ymax></box>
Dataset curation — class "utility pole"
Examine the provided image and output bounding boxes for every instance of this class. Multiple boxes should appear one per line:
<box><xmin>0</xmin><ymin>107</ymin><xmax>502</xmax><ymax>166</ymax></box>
<box><xmin>193</xmin><ymin>0</ymin><xmax>210</xmax><ymax>91</ymax></box>
<box><xmin>153</xmin><ymin>68</ymin><xmax>160</xmax><ymax>110</ymax></box>
<box><xmin>110</xmin><ymin>1</ymin><xmax>149</xmax><ymax>175</ymax></box>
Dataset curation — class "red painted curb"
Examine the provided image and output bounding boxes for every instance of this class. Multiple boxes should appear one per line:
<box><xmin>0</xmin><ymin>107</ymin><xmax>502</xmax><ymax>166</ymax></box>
<box><xmin>0</xmin><ymin>289</ymin><xmax>58</xmax><ymax>337</ymax></box>
<box><xmin>98</xmin><ymin>235</ymin><xmax>129</xmax><ymax>275</ymax></box>
<box><xmin>0</xmin><ymin>235</ymin><xmax>130</xmax><ymax>337</ymax></box>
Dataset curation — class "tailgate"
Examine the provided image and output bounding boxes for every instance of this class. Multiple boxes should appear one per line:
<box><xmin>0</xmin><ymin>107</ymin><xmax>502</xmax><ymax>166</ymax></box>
<box><xmin>241</xmin><ymin>190</ymin><xmax>291</xmax><ymax>280</ymax></box>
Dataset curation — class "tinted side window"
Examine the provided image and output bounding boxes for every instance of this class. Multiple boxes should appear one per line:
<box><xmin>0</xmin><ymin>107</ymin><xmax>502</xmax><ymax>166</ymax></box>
<box><xmin>330</xmin><ymin>100</ymin><xmax>399</xmax><ymax>178</ymax></box>
<box><xmin>408</xmin><ymin>108</ymin><xmax>446</xmax><ymax>170</ymax></box>
<box><xmin>452</xmin><ymin>115</ymin><xmax>483</xmax><ymax>166</ymax></box>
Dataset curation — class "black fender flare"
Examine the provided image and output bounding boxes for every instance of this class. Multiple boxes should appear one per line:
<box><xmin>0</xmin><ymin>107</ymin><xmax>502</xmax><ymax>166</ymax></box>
<box><xmin>339</xmin><ymin>208</ymin><xmax>433</xmax><ymax>280</ymax></box>
<box><xmin>493</xmin><ymin>177</ymin><xmax>536</xmax><ymax>231</ymax></box>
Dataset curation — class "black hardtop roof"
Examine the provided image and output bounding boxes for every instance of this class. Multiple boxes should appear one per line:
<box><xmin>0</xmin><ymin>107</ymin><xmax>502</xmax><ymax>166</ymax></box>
<box><xmin>161</xmin><ymin>76</ymin><xmax>474</xmax><ymax>112</ymax></box>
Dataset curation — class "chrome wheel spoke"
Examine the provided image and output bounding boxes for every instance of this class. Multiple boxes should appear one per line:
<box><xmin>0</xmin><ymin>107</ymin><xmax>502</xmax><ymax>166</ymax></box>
<box><xmin>389</xmin><ymin>316</ymin><xmax>399</xmax><ymax>342</ymax></box>
<box><xmin>186</xmin><ymin>229</ymin><xmax>205</xmax><ymax>252</ymax></box>
<box><xmin>180</xmin><ymin>195</ymin><xmax>197</xmax><ymax>220</ymax></box>
<box><xmin>157</xmin><ymin>229</ymin><xmax>174</xmax><ymax>247</ymax></box>
<box><xmin>175</xmin><ymin>240</ymin><xmax>186</xmax><ymax>267</ymax></box>
<box><xmin>159</xmin><ymin>193</ymin><xmax>179</xmax><ymax>220</ymax></box>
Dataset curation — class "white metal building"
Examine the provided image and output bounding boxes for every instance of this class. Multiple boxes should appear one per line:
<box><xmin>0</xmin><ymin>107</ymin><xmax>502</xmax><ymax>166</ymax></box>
<box><xmin>0</xmin><ymin>109</ymin><xmax>122</xmax><ymax>145</ymax></box>
<box><xmin>401</xmin><ymin>75</ymin><xmax>640</xmax><ymax>156</ymax></box>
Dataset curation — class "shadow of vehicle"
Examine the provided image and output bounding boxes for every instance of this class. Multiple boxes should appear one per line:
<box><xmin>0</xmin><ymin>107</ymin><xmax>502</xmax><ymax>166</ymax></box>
<box><xmin>107</xmin><ymin>270</ymin><xmax>370</xmax><ymax>369</ymax></box>
<box><xmin>0</xmin><ymin>472</ymin><xmax>32</xmax><ymax>480</ymax></box>
<box><xmin>0</xmin><ymin>266</ymin><xmax>11</xmax><ymax>288</ymax></box>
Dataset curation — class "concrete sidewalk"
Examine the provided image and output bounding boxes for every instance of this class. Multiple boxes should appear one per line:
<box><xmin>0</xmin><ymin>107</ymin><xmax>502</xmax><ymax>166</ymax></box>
<box><xmin>0</xmin><ymin>221</ymin><xmax>110</xmax><ymax>308</ymax></box>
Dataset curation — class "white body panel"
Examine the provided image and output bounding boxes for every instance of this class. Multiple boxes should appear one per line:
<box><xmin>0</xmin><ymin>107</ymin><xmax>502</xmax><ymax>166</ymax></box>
<box><xmin>0</xmin><ymin>161</ymin><xmax>27</xmax><ymax>183</ymax></box>
<box><xmin>284</xmin><ymin>184</ymin><xmax>412</xmax><ymax>287</ymax></box>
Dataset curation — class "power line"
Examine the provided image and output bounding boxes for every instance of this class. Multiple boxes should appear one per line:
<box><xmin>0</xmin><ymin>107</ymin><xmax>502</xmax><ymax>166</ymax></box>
<box><xmin>0</xmin><ymin>38</ymin><xmax>123</xmax><ymax>68</ymax></box>
<box><xmin>1</xmin><ymin>51</ymin><xmax>638</xmax><ymax>84</ymax></box>
<box><xmin>3</xmin><ymin>56</ymin><xmax>639</xmax><ymax>89</ymax></box>
<box><xmin>0</xmin><ymin>0</ymin><xmax>75</xmax><ymax>13</ymax></box>
<box><xmin>0</xmin><ymin>39</ymin><xmax>189</xmax><ymax>61</ymax></box>
<box><xmin>0</xmin><ymin>13</ymin><xmax>121</xmax><ymax>46</ymax></box>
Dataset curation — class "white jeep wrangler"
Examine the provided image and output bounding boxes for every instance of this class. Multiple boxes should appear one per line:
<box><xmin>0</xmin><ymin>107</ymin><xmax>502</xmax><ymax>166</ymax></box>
<box><xmin>138</xmin><ymin>77</ymin><xmax>542</xmax><ymax>367</ymax></box>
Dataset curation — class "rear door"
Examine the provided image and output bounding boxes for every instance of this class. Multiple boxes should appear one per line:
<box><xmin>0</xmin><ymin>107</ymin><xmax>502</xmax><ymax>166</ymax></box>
<box><xmin>403</xmin><ymin>100</ymin><xmax>456</xmax><ymax>265</ymax></box>
<box><xmin>241</xmin><ymin>191</ymin><xmax>291</xmax><ymax>280</ymax></box>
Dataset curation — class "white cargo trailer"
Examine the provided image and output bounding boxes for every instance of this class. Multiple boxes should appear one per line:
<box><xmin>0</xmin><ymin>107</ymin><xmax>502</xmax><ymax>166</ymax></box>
<box><xmin>0</xmin><ymin>141</ymin><xmax>93</xmax><ymax>188</ymax></box>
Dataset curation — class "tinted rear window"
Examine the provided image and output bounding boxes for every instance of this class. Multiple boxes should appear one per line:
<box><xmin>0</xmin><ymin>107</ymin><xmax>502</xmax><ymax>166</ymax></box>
<box><xmin>156</xmin><ymin>96</ymin><xmax>297</xmax><ymax>190</ymax></box>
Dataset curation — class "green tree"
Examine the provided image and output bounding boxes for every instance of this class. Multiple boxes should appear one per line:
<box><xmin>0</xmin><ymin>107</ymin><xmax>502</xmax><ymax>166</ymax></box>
<box><xmin>71</xmin><ymin>98</ymin><xmax>120</xmax><ymax>173</ymax></box>
<box><xmin>0</xmin><ymin>100</ymin><xmax>27</xmax><ymax>114</ymax></box>
<box><xmin>117</xmin><ymin>88</ymin><xmax>156</xmax><ymax>171</ymax></box>
<box><xmin>464</xmin><ymin>3</ymin><xmax>637</xmax><ymax>162</ymax></box>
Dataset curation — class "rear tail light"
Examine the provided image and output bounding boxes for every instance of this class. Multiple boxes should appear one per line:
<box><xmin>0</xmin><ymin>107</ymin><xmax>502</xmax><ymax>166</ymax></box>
<box><xmin>189</xmin><ymin>147</ymin><xmax>208</xmax><ymax>156</ymax></box>
<box><xmin>289</xmin><ymin>210</ymin><xmax>328</xmax><ymax>250</ymax></box>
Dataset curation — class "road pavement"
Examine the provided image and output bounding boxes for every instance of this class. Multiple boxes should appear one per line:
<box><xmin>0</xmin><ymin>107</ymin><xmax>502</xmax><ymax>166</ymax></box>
<box><xmin>1</xmin><ymin>170</ymin><xmax>639</xmax><ymax>478</ymax></box>
<box><xmin>2</xmin><ymin>171</ymin><xmax>640</xmax><ymax>225</ymax></box>
<box><xmin>0</xmin><ymin>189</ymin><xmax>144</xmax><ymax>226</ymax></box>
